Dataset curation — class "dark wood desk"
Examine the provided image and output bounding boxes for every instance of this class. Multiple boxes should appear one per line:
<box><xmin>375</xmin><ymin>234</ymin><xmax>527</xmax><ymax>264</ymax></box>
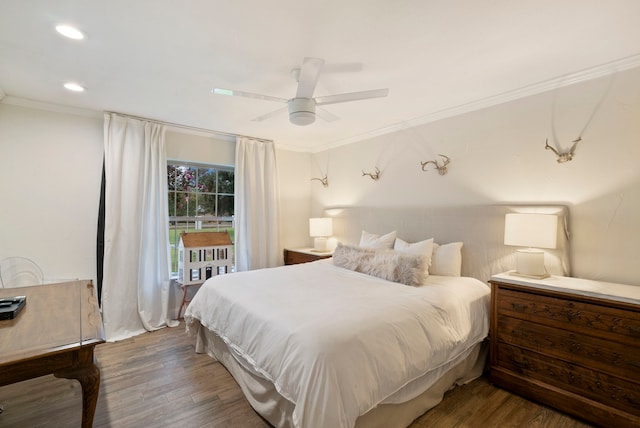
<box><xmin>0</xmin><ymin>280</ymin><xmax>105</xmax><ymax>427</ymax></box>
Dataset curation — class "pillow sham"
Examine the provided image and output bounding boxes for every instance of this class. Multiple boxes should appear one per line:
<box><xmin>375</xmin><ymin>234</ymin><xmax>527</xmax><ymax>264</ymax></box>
<box><xmin>393</xmin><ymin>237</ymin><xmax>434</xmax><ymax>278</ymax></box>
<box><xmin>333</xmin><ymin>243</ymin><xmax>426</xmax><ymax>286</ymax></box>
<box><xmin>429</xmin><ymin>242</ymin><xmax>463</xmax><ymax>276</ymax></box>
<box><xmin>359</xmin><ymin>230</ymin><xmax>397</xmax><ymax>249</ymax></box>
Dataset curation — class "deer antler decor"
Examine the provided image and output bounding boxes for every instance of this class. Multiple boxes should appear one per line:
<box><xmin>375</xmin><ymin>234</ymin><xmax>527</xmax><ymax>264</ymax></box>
<box><xmin>362</xmin><ymin>167</ymin><xmax>381</xmax><ymax>181</ymax></box>
<box><xmin>311</xmin><ymin>174</ymin><xmax>329</xmax><ymax>187</ymax></box>
<box><xmin>545</xmin><ymin>137</ymin><xmax>581</xmax><ymax>163</ymax></box>
<box><xmin>420</xmin><ymin>154</ymin><xmax>451</xmax><ymax>175</ymax></box>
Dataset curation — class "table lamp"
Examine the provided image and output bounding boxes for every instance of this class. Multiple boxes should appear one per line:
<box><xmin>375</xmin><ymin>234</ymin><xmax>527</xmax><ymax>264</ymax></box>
<box><xmin>504</xmin><ymin>213</ymin><xmax>558</xmax><ymax>278</ymax></box>
<box><xmin>309</xmin><ymin>217</ymin><xmax>333</xmax><ymax>252</ymax></box>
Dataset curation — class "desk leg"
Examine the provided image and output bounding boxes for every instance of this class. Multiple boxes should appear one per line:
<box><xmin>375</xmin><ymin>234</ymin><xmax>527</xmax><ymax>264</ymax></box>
<box><xmin>54</xmin><ymin>347</ymin><xmax>101</xmax><ymax>428</ymax></box>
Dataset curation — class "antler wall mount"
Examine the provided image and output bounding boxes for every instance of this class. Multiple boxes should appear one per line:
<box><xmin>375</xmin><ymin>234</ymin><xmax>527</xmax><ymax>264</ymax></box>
<box><xmin>362</xmin><ymin>167</ymin><xmax>381</xmax><ymax>181</ymax></box>
<box><xmin>311</xmin><ymin>174</ymin><xmax>329</xmax><ymax>187</ymax></box>
<box><xmin>545</xmin><ymin>137</ymin><xmax>581</xmax><ymax>163</ymax></box>
<box><xmin>420</xmin><ymin>154</ymin><xmax>451</xmax><ymax>175</ymax></box>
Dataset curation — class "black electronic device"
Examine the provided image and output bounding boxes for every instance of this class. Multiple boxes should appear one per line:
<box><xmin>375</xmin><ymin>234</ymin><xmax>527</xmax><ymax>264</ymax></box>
<box><xmin>0</xmin><ymin>296</ymin><xmax>26</xmax><ymax>320</ymax></box>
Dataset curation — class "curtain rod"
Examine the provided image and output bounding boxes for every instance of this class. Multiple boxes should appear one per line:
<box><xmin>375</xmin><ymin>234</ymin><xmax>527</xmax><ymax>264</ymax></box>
<box><xmin>104</xmin><ymin>111</ymin><xmax>271</xmax><ymax>142</ymax></box>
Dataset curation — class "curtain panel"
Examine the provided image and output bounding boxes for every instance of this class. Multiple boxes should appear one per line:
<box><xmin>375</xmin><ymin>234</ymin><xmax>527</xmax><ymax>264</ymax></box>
<box><xmin>102</xmin><ymin>113</ymin><xmax>176</xmax><ymax>341</ymax></box>
<box><xmin>234</xmin><ymin>136</ymin><xmax>281</xmax><ymax>271</ymax></box>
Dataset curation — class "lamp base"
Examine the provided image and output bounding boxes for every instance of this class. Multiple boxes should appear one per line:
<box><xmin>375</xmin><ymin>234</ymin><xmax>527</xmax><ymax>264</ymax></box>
<box><xmin>508</xmin><ymin>270</ymin><xmax>550</xmax><ymax>280</ymax></box>
<box><xmin>313</xmin><ymin>237</ymin><xmax>329</xmax><ymax>252</ymax></box>
<box><xmin>513</xmin><ymin>249</ymin><xmax>549</xmax><ymax>278</ymax></box>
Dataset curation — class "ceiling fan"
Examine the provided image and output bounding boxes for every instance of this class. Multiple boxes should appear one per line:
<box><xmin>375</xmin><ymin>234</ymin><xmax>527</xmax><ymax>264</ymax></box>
<box><xmin>213</xmin><ymin>57</ymin><xmax>389</xmax><ymax>126</ymax></box>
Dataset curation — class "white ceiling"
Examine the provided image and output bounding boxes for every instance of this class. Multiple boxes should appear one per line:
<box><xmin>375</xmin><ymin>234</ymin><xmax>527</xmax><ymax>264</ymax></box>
<box><xmin>1</xmin><ymin>0</ymin><xmax>640</xmax><ymax>152</ymax></box>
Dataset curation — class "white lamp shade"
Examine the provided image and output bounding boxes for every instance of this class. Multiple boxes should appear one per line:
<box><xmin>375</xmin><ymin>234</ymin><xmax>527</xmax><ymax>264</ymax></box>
<box><xmin>309</xmin><ymin>217</ymin><xmax>333</xmax><ymax>237</ymax></box>
<box><xmin>504</xmin><ymin>213</ymin><xmax>558</xmax><ymax>249</ymax></box>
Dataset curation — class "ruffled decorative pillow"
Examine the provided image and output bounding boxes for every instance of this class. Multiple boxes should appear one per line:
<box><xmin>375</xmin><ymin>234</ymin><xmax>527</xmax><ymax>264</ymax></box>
<box><xmin>333</xmin><ymin>243</ymin><xmax>426</xmax><ymax>286</ymax></box>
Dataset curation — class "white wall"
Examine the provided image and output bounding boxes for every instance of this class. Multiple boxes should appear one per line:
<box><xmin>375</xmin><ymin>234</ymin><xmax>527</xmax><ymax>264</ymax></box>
<box><xmin>276</xmin><ymin>149</ymin><xmax>313</xmax><ymax>250</ymax></box>
<box><xmin>312</xmin><ymin>67</ymin><xmax>640</xmax><ymax>286</ymax></box>
<box><xmin>0</xmin><ymin>104</ymin><xmax>103</xmax><ymax>283</ymax></box>
<box><xmin>165</xmin><ymin>130</ymin><xmax>235</xmax><ymax>166</ymax></box>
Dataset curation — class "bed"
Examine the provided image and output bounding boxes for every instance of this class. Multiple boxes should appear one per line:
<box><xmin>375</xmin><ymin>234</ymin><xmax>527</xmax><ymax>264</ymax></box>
<box><xmin>185</xmin><ymin>205</ymin><xmax>570</xmax><ymax>428</ymax></box>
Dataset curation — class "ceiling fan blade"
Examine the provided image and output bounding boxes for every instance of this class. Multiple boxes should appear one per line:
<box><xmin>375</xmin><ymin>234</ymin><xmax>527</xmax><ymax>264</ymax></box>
<box><xmin>295</xmin><ymin>57</ymin><xmax>325</xmax><ymax>99</ymax></box>
<box><xmin>251</xmin><ymin>106</ymin><xmax>288</xmax><ymax>122</ymax></box>
<box><xmin>316</xmin><ymin>107</ymin><xmax>339</xmax><ymax>122</ymax></box>
<box><xmin>315</xmin><ymin>88</ymin><xmax>389</xmax><ymax>106</ymax></box>
<box><xmin>212</xmin><ymin>88</ymin><xmax>288</xmax><ymax>104</ymax></box>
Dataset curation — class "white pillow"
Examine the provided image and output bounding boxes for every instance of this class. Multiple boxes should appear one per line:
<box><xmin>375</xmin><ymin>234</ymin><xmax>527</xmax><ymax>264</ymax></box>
<box><xmin>394</xmin><ymin>237</ymin><xmax>434</xmax><ymax>277</ymax></box>
<box><xmin>359</xmin><ymin>230</ymin><xmax>396</xmax><ymax>249</ymax></box>
<box><xmin>429</xmin><ymin>242</ymin><xmax>463</xmax><ymax>276</ymax></box>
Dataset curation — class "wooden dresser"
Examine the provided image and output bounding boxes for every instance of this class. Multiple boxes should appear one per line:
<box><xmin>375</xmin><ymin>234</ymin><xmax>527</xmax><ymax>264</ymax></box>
<box><xmin>489</xmin><ymin>273</ymin><xmax>640</xmax><ymax>427</ymax></box>
<box><xmin>283</xmin><ymin>248</ymin><xmax>333</xmax><ymax>265</ymax></box>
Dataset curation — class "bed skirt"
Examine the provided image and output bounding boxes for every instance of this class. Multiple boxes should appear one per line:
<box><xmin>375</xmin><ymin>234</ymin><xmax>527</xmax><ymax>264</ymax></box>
<box><xmin>191</xmin><ymin>322</ymin><xmax>488</xmax><ymax>428</ymax></box>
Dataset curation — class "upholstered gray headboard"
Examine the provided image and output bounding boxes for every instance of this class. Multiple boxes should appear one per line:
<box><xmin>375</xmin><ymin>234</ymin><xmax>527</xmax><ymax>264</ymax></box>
<box><xmin>323</xmin><ymin>205</ymin><xmax>570</xmax><ymax>284</ymax></box>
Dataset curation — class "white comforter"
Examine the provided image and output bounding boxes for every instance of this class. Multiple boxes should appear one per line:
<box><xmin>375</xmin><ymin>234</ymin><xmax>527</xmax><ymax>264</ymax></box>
<box><xmin>185</xmin><ymin>259</ymin><xmax>490</xmax><ymax>428</ymax></box>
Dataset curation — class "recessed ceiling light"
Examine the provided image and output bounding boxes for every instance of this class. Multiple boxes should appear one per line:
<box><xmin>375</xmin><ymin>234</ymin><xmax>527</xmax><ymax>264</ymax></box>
<box><xmin>55</xmin><ymin>24</ymin><xmax>84</xmax><ymax>40</ymax></box>
<box><xmin>64</xmin><ymin>82</ymin><xmax>85</xmax><ymax>92</ymax></box>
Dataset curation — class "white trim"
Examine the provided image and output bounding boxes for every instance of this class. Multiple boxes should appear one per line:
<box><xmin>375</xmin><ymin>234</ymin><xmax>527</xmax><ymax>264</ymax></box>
<box><xmin>313</xmin><ymin>54</ymin><xmax>640</xmax><ymax>153</ymax></box>
<box><xmin>0</xmin><ymin>97</ymin><xmax>261</xmax><ymax>142</ymax></box>
<box><xmin>3</xmin><ymin>53</ymin><xmax>640</xmax><ymax>154</ymax></box>
<box><xmin>1</xmin><ymin>95</ymin><xmax>102</xmax><ymax>118</ymax></box>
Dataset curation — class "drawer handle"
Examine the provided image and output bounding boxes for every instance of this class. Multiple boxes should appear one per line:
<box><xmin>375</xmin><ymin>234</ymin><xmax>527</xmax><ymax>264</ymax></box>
<box><xmin>510</xmin><ymin>356</ymin><xmax>530</xmax><ymax>369</ymax></box>
<box><xmin>627</xmin><ymin>396</ymin><xmax>640</xmax><ymax>410</ymax></box>
<box><xmin>628</xmin><ymin>325</ymin><xmax>640</xmax><ymax>336</ymax></box>
<box><xmin>511</xmin><ymin>302</ymin><xmax>528</xmax><ymax>311</ymax></box>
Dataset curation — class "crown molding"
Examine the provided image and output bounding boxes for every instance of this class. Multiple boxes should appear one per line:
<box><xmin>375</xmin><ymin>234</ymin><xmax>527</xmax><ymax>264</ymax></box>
<box><xmin>0</xmin><ymin>95</ymin><xmax>103</xmax><ymax>119</ymax></box>
<box><xmin>314</xmin><ymin>54</ymin><xmax>640</xmax><ymax>153</ymax></box>
<box><xmin>3</xmin><ymin>54</ymin><xmax>639</xmax><ymax>155</ymax></box>
<box><xmin>273</xmin><ymin>141</ymin><xmax>316</xmax><ymax>152</ymax></box>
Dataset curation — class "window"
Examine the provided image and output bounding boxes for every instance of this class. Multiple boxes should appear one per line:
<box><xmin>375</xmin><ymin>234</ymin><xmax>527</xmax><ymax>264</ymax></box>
<box><xmin>167</xmin><ymin>162</ymin><xmax>234</xmax><ymax>274</ymax></box>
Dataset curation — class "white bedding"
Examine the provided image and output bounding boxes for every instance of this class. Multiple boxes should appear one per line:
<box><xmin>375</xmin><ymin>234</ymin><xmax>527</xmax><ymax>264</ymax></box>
<box><xmin>185</xmin><ymin>259</ymin><xmax>490</xmax><ymax>428</ymax></box>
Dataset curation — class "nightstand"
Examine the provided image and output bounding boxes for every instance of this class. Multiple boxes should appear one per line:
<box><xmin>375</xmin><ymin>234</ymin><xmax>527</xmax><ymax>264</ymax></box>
<box><xmin>283</xmin><ymin>248</ymin><xmax>333</xmax><ymax>265</ymax></box>
<box><xmin>489</xmin><ymin>272</ymin><xmax>640</xmax><ymax>427</ymax></box>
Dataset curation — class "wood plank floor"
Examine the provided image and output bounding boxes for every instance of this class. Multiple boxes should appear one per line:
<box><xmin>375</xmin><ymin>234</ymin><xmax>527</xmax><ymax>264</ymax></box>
<box><xmin>0</xmin><ymin>322</ymin><xmax>593</xmax><ymax>427</ymax></box>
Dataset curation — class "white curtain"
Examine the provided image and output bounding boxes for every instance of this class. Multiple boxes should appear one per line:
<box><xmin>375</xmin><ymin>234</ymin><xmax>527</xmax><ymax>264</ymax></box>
<box><xmin>102</xmin><ymin>113</ymin><xmax>176</xmax><ymax>342</ymax></box>
<box><xmin>234</xmin><ymin>136</ymin><xmax>281</xmax><ymax>271</ymax></box>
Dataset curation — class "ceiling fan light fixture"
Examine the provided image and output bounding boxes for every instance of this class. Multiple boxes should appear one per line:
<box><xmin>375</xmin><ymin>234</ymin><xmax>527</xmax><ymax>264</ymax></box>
<box><xmin>212</xmin><ymin>57</ymin><xmax>389</xmax><ymax>126</ymax></box>
<box><xmin>290</xmin><ymin>111</ymin><xmax>315</xmax><ymax>126</ymax></box>
<box><xmin>288</xmin><ymin>98</ymin><xmax>316</xmax><ymax>126</ymax></box>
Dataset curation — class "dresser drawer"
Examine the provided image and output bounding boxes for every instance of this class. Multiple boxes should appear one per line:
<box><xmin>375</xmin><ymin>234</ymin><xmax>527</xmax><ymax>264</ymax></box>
<box><xmin>497</xmin><ymin>342</ymin><xmax>640</xmax><ymax>417</ymax></box>
<box><xmin>497</xmin><ymin>287</ymin><xmax>640</xmax><ymax>347</ymax></box>
<box><xmin>496</xmin><ymin>315</ymin><xmax>640</xmax><ymax>380</ymax></box>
